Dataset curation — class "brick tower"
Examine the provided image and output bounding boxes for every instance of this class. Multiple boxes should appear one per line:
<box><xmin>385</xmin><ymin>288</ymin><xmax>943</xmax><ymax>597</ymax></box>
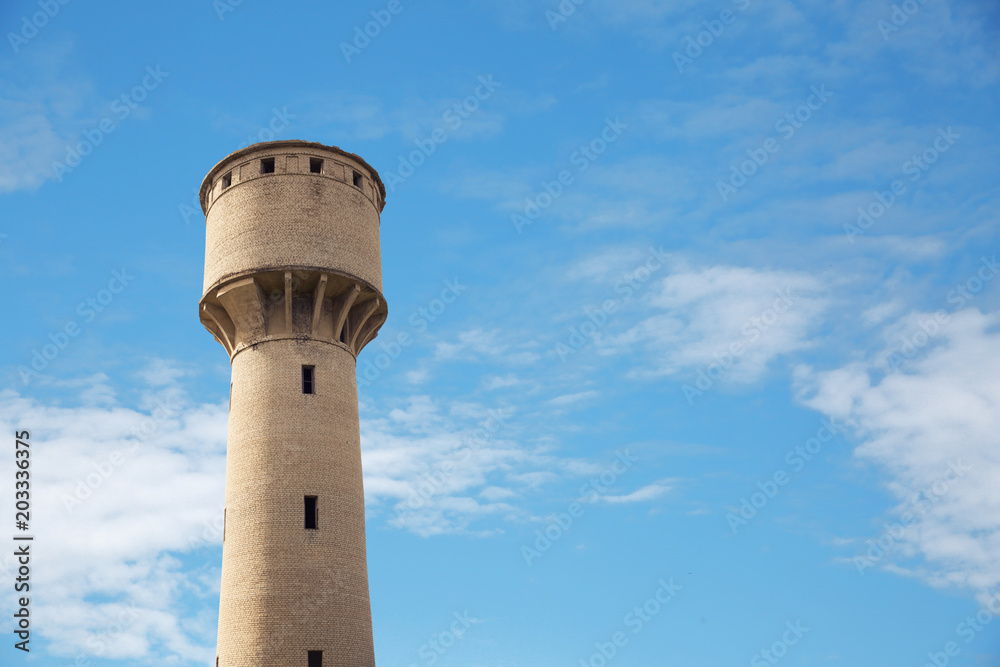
<box><xmin>198</xmin><ymin>140</ymin><xmax>387</xmax><ymax>666</ymax></box>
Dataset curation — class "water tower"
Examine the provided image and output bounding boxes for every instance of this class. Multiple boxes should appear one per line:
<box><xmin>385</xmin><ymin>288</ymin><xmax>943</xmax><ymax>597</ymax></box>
<box><xmin>198</xmin><ymin>140</ymin><xmax>387</xmax><ymax>667</ymax></box>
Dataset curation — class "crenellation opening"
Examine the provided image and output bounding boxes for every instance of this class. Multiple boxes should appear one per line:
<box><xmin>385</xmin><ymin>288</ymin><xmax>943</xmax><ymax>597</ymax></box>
<box><xmin>310</xmin><ymin>157</ymin><xmax>324</xmax><ymax>174</ymax></box>
<box><xmin>352</xmin><ymin>170</ymin><xmax>363</xmax><ymax>188</ymax></box>
<box><xmin>260</xmin><ymin>157</ymin><xmax>275</xmax><ymax>174</ymax></box>
<box><xmin>221</xmin><ymin>171</ymin><xmax>232</xmax><ymax>189</ymax></box>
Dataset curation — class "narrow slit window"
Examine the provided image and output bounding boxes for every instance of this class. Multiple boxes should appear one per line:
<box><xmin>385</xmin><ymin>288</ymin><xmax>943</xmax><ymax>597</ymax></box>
<box><xmin>221</xmin><ymin>172</ymin><xmax>232</xmax><ymax>189</ymax></box>
<box><xmin>310</xmin><ymin>158</ymin><xmax>324</xmax><ymax>174</ymax></box>
<box><xmin>352</xmin><ymin>170</ymin><xmax>363</xmax><ymax>188</ymax></box>
<box><xmin>304</xmin><ymin>496</ymin><xmax>318</xmax><ymax>530</ymax></box>
<box><xmin>260</xmin><ymin>157</ymin><xmax>275</xmax><ymax>174</ymax></box>
<box><xmin>308</xmin><ymin>651</ymin><xmax>323</xmax><ymax>667</ymax></box>
<box><xmin>302</xmin><ymin>365</ymin><xmax>315</xmax><ymax>394</ymax></box>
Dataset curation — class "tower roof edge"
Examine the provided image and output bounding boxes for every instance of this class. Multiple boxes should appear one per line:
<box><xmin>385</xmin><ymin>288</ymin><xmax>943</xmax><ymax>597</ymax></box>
<box><xmin>199</xmin><ymin>139</ymin><xmax>387</xmax><ymax>215</ymax></box>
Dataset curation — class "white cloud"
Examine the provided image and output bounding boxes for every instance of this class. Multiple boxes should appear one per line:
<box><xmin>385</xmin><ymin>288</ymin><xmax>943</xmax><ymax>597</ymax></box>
<box><xmin>614</xmin><ymin>265</ymin><xmax>828</xmax><ymax>382</ymax></box>
<box><xmin>548</xmin><ymin>390</ymin><xmax>598</xmax><ymax>406</ymax></box>
<box><xmin>0</xmin><ymin>370</ymin><xmax>228</xmax><ymax>664</ymax></box>
<box><xmin>796</xmin><ymin>308</ymin><xmax>1000</xmax><ymax>601</ymax></box>
<box><xmin>600</xmin><ymin>480</ymin><xmax>673</xmax><ymax>504</ymax></box>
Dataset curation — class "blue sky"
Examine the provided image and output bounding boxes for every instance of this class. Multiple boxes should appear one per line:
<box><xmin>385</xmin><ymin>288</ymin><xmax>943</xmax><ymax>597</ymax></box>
<box><xmin>1</xmin><ymin>0</ymin><xmax>999</xmax><ymax>665</ymax></box>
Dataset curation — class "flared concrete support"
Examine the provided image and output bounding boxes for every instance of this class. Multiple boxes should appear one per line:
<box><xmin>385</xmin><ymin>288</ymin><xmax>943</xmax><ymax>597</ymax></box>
<box><xmin>200</xmin><ymin>269</ymin><xmax>387</xmax><ymax>359</ymax></box>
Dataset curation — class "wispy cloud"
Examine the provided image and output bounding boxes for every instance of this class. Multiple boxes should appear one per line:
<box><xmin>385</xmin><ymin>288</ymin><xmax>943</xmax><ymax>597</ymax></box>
<box><xmin>613</xmin><ymin>264</ymin><xmax>828</xmax><ymax>383</ymax></box>
<box><xmin>600</xmin><ymin>480</ymin><xmax>673</xmax><ymax>504</ymax></box>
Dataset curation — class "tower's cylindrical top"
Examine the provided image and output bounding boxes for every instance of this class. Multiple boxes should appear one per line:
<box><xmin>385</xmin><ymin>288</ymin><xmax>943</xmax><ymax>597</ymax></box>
<box><xmin>200</xmin><ymin>140</ymin><xmax>386</xmax><ymax>296</ymax></box>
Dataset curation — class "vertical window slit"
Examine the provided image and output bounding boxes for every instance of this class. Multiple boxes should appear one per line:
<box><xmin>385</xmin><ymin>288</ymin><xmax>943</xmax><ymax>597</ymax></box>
<box><xmin>305</xmin><ymin>496</ymin><xmax>318</xmax><ymax>530</ymax></box>
<box><xmin>302</xmin><ymin>365</ymin><xmax>315</xmax><ymax>394</ymax></box>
